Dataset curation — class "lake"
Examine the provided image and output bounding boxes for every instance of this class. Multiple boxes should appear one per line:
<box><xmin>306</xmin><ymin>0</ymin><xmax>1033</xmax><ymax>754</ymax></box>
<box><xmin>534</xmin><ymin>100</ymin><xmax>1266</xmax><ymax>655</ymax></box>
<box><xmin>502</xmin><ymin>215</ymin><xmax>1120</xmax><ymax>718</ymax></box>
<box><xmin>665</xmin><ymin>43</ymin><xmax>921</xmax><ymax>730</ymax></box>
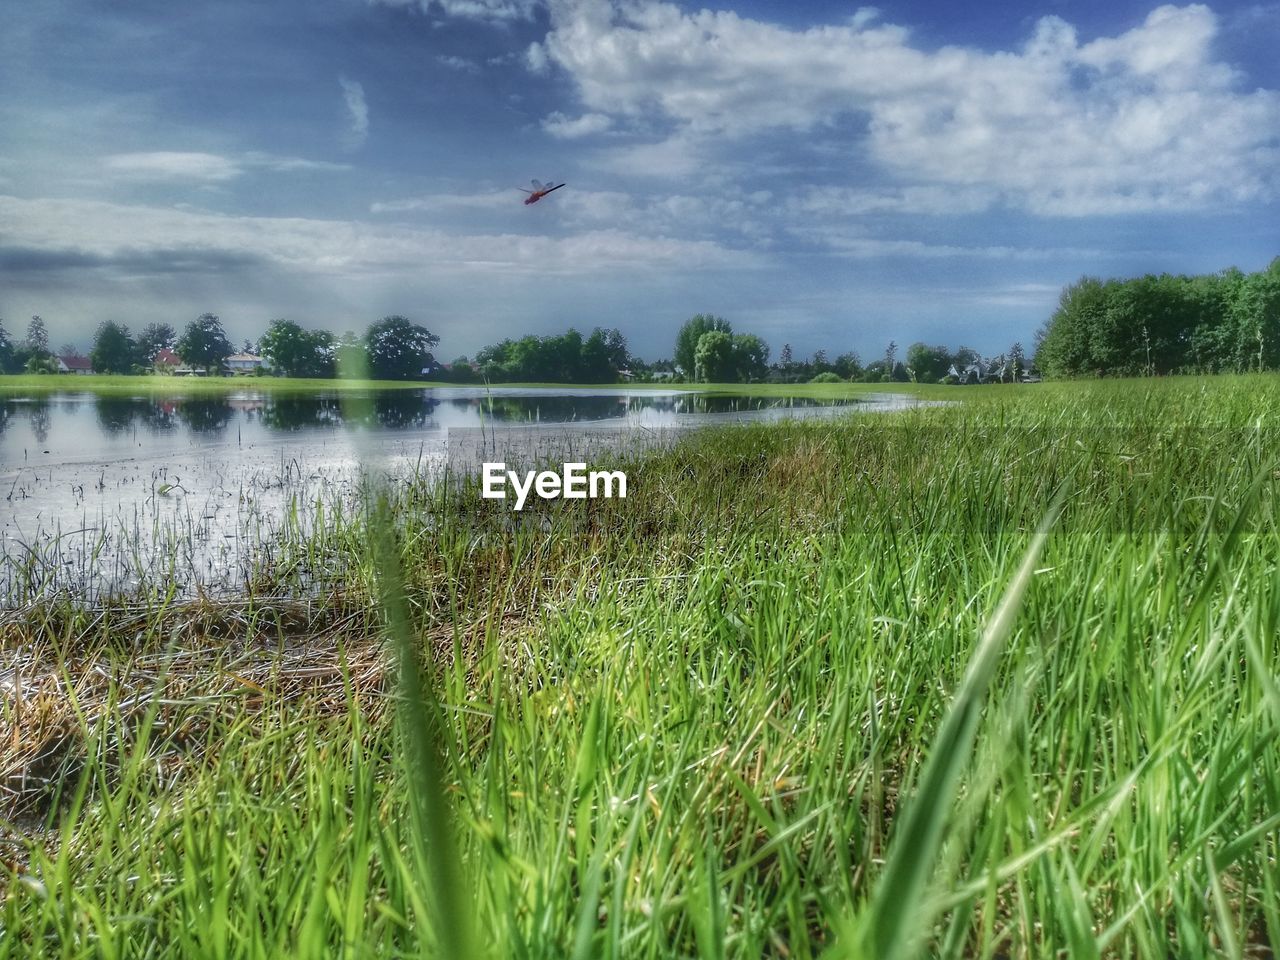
<box><xmin>0</xmin><ymin>386</ymin><xmax>926</xmax><ymax>597</ymax></box>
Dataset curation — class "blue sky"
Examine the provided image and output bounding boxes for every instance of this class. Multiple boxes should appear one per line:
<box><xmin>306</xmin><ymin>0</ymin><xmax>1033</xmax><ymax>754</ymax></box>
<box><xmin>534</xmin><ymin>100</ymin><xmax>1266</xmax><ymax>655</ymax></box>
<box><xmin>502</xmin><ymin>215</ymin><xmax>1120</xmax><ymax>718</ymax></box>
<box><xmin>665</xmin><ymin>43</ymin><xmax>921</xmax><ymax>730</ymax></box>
<box><xmin>2</xmin><ymin>0</ymin><xmax>1277</xmax><ymax>362</ymax></box>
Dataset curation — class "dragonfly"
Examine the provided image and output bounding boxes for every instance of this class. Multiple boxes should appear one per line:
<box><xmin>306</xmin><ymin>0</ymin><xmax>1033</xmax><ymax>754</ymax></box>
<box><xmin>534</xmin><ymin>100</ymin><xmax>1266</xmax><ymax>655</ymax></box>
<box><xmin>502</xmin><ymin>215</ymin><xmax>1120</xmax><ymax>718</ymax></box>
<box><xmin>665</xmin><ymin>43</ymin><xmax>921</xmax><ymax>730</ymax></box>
<box><xmin>519</xmin><ymin>179</ymin><xmax>566</xmax><ymax>205</ymax></box>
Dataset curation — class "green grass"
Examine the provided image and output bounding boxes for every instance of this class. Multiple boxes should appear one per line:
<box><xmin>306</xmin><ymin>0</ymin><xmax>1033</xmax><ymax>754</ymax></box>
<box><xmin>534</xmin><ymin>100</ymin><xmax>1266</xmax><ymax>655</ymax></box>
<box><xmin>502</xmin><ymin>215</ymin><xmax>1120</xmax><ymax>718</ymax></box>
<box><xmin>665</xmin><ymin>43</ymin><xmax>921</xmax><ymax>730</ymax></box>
<box><xmin>3</xmin><ymin>374</ymin><xmax>1279</xmax><ymax>958</ymax></box>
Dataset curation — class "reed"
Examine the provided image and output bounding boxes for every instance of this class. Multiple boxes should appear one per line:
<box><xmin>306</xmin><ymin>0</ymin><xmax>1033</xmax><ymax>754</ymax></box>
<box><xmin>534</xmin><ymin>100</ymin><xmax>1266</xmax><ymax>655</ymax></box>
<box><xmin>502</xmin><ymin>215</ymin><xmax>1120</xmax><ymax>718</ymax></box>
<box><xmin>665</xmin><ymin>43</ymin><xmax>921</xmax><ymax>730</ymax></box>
<box><xmin>2</xmin><ymin>374</ymin><xmax>1279</xmax><ymax>957</ymax></box>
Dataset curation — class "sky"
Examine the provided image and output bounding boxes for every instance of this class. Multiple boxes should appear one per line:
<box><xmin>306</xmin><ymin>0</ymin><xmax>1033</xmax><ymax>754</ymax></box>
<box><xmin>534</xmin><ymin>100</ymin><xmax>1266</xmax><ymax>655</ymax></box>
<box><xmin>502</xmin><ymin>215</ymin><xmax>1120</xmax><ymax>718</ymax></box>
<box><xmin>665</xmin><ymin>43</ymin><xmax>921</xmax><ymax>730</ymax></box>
<box><xmin>1</xmin><ymin>0</ymin><xmax>1278</xmax><ymax>362</ymax></box>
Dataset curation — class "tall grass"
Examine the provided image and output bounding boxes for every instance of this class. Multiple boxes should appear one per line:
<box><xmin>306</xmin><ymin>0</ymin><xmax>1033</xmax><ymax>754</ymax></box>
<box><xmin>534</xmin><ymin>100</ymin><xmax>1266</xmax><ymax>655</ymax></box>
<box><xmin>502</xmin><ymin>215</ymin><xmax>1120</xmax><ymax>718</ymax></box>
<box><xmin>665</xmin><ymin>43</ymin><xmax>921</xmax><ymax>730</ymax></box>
<box><xmin>2</xmin><ymin>375</ymin><xmax>1279</xmax><ymax>957</ymax></box>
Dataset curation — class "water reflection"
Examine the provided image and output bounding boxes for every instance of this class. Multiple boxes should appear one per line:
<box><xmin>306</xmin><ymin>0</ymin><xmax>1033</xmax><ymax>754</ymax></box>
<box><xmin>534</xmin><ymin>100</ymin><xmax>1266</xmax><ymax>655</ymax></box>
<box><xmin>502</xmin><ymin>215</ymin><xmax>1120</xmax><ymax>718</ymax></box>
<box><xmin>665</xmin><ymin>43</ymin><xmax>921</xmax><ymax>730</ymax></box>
<box><xmin>0</xmin><ymin>388</ymin><xmax>866</xmax><ymax>466</ymax></box>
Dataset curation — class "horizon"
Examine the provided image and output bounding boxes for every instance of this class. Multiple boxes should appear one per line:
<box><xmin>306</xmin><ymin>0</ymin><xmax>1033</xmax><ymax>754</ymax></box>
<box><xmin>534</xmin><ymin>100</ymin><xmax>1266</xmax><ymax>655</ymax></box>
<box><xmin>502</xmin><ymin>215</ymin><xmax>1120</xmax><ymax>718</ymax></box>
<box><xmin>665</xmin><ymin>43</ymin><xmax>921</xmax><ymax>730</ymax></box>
<box><xmin>2</xmin><ymin>0</ymin><xmax>1278</xmax><ymax>362</ymax></box>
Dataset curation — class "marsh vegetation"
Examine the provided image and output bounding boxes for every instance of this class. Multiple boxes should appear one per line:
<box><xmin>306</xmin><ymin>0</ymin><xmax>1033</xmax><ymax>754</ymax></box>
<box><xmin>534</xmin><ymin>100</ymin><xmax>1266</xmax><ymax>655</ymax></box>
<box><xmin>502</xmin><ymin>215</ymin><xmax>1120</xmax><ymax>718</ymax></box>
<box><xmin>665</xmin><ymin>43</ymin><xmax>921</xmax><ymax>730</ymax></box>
<box><xmin>1</xmin><ymin>376</ymin><xmax>1278</xmax><ymax>957</ymax></box>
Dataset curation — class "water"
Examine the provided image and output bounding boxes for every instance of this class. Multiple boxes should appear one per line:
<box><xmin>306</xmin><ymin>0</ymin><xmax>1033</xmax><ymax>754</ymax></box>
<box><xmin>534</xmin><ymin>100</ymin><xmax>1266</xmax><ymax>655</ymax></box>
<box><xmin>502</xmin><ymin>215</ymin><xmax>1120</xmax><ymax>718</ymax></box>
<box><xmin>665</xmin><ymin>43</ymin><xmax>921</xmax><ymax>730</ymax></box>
<box><xmin>0</xmin><ymin>386</ymin><xmax>924</xmax><ymax>597</ymax></box>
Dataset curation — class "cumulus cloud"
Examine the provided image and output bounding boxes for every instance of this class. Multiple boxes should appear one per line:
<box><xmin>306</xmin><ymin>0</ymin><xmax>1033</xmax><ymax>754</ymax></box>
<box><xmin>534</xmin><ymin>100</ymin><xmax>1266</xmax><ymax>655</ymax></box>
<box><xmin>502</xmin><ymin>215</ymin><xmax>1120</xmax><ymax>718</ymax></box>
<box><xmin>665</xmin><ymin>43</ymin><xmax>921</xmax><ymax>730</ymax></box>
<box><xmin>537</xmin><ymin>1</ymin><xmax>1280</xmax><ymax>215</ymax></box>
<box><xmin>339</xmin><ymin>76</ymin><xmax>370</xmax><ymax>149</ymax></box>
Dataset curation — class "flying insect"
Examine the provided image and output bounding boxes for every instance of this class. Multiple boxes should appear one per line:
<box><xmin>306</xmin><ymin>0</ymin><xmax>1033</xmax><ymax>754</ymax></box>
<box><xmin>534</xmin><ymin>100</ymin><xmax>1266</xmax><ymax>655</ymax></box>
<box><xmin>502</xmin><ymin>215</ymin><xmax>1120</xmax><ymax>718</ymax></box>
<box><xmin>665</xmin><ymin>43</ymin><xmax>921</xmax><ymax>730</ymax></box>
<box><xmin>520</xmin><ymin>179</ymin><xmax>566</xmax><ymax>205</ymax></box>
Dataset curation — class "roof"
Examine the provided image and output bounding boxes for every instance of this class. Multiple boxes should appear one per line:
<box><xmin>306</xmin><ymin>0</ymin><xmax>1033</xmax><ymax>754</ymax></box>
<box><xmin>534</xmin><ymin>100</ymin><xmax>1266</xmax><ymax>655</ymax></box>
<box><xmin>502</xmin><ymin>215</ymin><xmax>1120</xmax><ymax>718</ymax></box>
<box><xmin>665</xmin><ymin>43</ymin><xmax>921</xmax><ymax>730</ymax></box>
<box><xmin>225</xmin><ymin>352</ymin><xmax>263</xmax><ymax>362</ymax></box>
<box><xmin>154</xmin><ymin>348</ymin><xmax>181</xmax><ymax>365</ymax></box>
<box><xmin>58</xmin><ymin>355</ymin><xmax>93</xmax><ymax>371</ymax></box>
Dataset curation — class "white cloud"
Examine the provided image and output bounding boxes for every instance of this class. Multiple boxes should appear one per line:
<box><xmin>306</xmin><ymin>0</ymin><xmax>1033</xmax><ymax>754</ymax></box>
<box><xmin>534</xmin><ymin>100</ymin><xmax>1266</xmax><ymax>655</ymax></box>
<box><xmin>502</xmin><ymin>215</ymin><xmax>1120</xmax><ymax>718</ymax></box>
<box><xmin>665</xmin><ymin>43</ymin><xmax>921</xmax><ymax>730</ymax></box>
<box><xmin>101</xmin><ymin>151</ymin><xmax>350</xmax><ymax>184</ymax></box>
<box><xmin>790</xmin><ymin>224</ymin><xmax>1100</xmax><ymax>260</ymax></box>
<box><xmin>437</xmin><ymin>54</ymin><xmax>481</xmax><ymax>73</ymax></box>
<box><xmin>790</xmin><ymin>185</ymin><xmax>996</xmax><ymax>217</ymax></box>
<box><xmin>525</xmin><ymin>42</ymin><xmax>549</xmax><ymax>74</ymax></box>
<box><xmin>537</xmin><ymin>1</ymin><xmax>1280</xmax><ymax>215</ymax></box>
<box><xmin>0</xmin><ymin>194</ymin><xmax>750</xmax><ymax>279</ymax></box>
<box><xmin>103</xmin><ymin>152</ymin><xmax>242</xmax><ymax>183</ymax></box>
<box><xmin>370</xmin><ymin>191</ymin><xmax>514</xmax><ymax>213</ymax></box>
<box><xmin>339</xmin><ymin>76</ymin><xmax>369</xmax><ymax>149</ymax></box>
<box><xmin>368</xmin><ymin>0</ymin><xmax>539</xmax><ymax>20</ymax></box>
<box><xmin>541</xmin><ymin>111</ymin><xmax>613</xmax><ymax>138</ymax></box>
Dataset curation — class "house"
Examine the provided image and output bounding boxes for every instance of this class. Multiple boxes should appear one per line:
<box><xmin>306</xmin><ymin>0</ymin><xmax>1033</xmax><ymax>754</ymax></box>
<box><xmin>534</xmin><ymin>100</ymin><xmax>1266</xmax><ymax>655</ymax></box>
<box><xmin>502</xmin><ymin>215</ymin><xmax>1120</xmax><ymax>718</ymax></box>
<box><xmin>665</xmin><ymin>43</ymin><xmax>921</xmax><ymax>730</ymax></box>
<box><xmin>152</xmin><ymin>348</ymin><xmax>182</xmax><ymax>373</ymax></box>
<box><xmin>225</xmin><ymin>352</ymin><xmax>265</xmax><ymax>373</ymax></box>
<box><xmin>947</xmin><ymin>358</ymin><xmax>1011</xmax><ymax>384</ymax></box>
<box><xmin>57</xmin><ymin>355</ymin><xmax>94</xmax><ymax>375</ymax></box>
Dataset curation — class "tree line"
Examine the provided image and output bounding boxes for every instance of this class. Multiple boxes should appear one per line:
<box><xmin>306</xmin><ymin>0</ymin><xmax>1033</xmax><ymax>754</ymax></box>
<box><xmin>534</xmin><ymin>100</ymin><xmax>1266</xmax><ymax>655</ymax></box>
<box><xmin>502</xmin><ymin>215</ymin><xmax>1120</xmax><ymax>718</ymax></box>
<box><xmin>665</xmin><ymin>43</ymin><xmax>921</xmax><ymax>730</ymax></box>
<box><xmin>0</xmin><ymin>314</ymin><xmax>443</xmax><ymax>381</ymax></box>
<box><xmin>0</xmin><ymin>309</ymin><xmax>1030</xmax><ymax>385</ymax></box>
<box><xmin>1034</xmin><ymin>258</ymin><xmax>1280</xmax><ymax>377</ymax></box>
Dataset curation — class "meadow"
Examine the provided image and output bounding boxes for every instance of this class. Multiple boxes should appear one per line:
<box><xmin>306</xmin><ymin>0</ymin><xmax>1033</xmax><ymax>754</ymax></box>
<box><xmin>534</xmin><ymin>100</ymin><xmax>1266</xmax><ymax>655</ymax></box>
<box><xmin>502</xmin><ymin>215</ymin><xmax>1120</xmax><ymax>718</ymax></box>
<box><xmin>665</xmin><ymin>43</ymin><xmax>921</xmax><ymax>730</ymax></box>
<box><xmin>2</xmin><ymin>375</ymin><xmax>1278</xmax><ymax>958</ymax></box>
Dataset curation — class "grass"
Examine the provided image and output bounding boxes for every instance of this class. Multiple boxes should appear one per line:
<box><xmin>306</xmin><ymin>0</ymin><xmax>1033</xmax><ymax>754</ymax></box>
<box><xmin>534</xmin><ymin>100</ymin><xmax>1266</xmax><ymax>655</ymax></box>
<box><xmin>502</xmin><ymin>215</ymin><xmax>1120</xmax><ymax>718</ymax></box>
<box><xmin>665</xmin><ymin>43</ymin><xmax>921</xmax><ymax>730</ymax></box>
<box><xmin>2</xmin><ymin>374</ymin><xmax>1279</xmax><ymax>958</ymax></box>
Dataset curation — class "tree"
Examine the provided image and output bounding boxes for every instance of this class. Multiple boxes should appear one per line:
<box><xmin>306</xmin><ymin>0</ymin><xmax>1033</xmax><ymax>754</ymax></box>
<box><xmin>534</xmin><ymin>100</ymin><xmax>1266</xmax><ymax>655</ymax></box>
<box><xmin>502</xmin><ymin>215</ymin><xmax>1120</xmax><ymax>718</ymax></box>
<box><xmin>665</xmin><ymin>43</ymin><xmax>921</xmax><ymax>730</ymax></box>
<box><xmin>905</xmin><ymin>343</ymin><xmax>952</xmax><ymax>383</ymax></box>
<box><xmin>259</xmin><ymin>319</ymin><xmax>335</xmax><ymax>378</ymax></box>
<box><xmin>732</xmin><ymin>333</ymin><xmax>770</xmax><ymax>382</ymax></box>
<box><xmin>90</xmin><ymin>321</ymin><xmax>137</xmax><ymax>374</ymax></box>
<box><xmin>779</xmin><ymin>343</ymin><xmax>793</xmax><ymax>370</ymax></box>
<box><xmin>675</xmin><ymin>314</ymin><xmax>732</xmax><ymax>378</ymax></box>
<box><xmin>25</xmin><ymin>316</ymin><xmax>49</xmax><ymax>355</ymax></box>
<box><xmin>1009</xmin><ymin>342</ymin><xmax>1026</xmax><ymax>379</ymax></box>
<box><xmin>334</xmin><ymin>331</ymin><xmax>367</xmax><ymax>378</ymax></box>
<box><xmin>136</xmin><ymin>323</ymin><xmax>177</xmax><ymax>364</ymax></box>
<box><xmin>694</xmin><ymin>330</ymin><xmax>736</xmax><ymax>382</ymax></box>
<box><xmin>832</xmin><ymin>352</ymin><xmax>862</xmax><ymax>380</ymax></box>
<box><xmin>176</xmin><ymin>313</ymin><xmax>234</xmax><ymax>373</ymax></box>
<box><xmin>365</xmin><ymin>316</ymin><xmax>440</xmax><ymax>381</ymax></box>
<box><xmin>0</xmin><ymin>320</ymin><xmax>13</xmax><ymax>373</ymax></box>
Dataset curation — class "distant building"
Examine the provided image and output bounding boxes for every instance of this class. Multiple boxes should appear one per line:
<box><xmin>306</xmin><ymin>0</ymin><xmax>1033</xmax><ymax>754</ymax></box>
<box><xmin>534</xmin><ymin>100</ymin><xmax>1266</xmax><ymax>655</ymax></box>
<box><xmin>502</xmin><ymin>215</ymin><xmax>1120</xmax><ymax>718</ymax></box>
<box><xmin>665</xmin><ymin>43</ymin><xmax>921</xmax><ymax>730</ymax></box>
<box><xmin>152</xmin><ymin>348</ymin><xmax>182</xmax><ymax>373</ymax></box>
<box><xmin>57</xmin><ymin>355</ymin><xmax>94</xmax><ymax>375</ymax></box>
<box><xmin>225</xmin><ymin>352</ymin><xmax>265</xmax><ymax>373</ymax></box>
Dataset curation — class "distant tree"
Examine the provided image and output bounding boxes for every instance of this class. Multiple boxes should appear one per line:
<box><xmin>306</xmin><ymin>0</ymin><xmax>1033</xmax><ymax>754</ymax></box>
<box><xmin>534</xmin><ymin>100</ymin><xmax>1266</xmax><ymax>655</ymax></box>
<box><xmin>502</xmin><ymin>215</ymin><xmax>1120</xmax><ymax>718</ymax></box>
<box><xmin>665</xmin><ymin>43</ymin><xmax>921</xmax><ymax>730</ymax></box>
<box><xmin>334</xmin><ymin>331</ymin><xmax>367</xmax><ymax>377</ymax></box>
<box><xmin>90</xmin><ymin>321</ymin><xmax>137</xmax><ymax>374</ymax></box>
<box><xmin>675</xmin><ymin>314</ymin><xmax>732</xmax><ymax>378</ymax></box>
<box><xmin>365</xmin><ymin>316</ymin><xmax>440</xmax><ymax>381</ymax></box>
<box><xmin>25</xmin><ymin>316</ymin><xmax>49</xmax><ymax>355</ymax></box>
<box><xmin>136</xmin><ymin>323</ymin><xmax>177</xmax><ymax>364</ymax></box>
<box><xmin>0</xmin><ymin>320</ymin><xmax>14</xmax><ymax>373</ymax></box>
<box><xmin>832</xmin><ymin>352</ymin><xmax>862</xmax><ymax>380</ymax></box>
<box><xmin>732</xmin><ymin>333</ymin><xmax>770</xmax><ymax>382</ymax></box>
<box><xmin>779</xmin><ymin>343</ymin><xmax>793</xmax><ymax>370</ymax></box>
<box><xmin>57</xmin><ymin>342</ymin><xmax>81</xmax><ymax>358</ymax></box>
<box><xmin>905</xmin><ymin>342</ymin><xmax>952</xmax><ymax>383</ymax></box>
<box><xmin>1009</xmin><ymin>342</ymin><xmax>1026</xmax><ymax>379</ymax></box>
<box><xmin>694</xmin><ymin>330</ymin><xmax>736</xmax><ymax>382</ymax></box>
<box><xmin>259</xmin><ymin>319</ymin><xmax>335</xmax><ymax>378</ymax></box>
<box><xmin>883</xmin><ymin>340</ymin><xmax>897</xmax><ymax>374</ymax></box>
<box><xmin>176</xmin><ymin>313</ymin><xmax>234</xmax><ymax>373</ymax></box>
<box><xmin>442</xmin><ymin>355</ymin><xmax>480</xmax><ymax>383</ymax></box>
<box><xmin>241</xmin><ymin>338</ymin><xmax>255</xmax><ymax>354</ymax></box>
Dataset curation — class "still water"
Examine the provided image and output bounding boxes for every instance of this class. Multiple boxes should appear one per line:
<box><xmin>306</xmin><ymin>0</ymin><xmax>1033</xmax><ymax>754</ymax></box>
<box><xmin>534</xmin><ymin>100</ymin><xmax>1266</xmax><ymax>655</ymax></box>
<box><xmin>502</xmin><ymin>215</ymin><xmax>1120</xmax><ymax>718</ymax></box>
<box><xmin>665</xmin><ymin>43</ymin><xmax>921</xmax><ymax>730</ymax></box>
<box><xmin>0</xmin><ymin>386</ymin><xmax>922</xmax><ymax>596</ymax></box>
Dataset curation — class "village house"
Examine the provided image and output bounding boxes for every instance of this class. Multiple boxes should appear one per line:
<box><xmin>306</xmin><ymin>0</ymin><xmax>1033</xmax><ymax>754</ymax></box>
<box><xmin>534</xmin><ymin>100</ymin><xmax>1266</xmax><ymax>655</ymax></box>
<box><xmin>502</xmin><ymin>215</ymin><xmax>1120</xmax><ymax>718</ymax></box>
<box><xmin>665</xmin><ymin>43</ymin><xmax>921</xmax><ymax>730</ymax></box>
<box><xmin>152</xmin><ymin>348</ymin><xmax>182</xmax><ymax>373</ymax></box>
<box><xmin>225</xmin><ymin>352</ymin><xmax>265</xmax><ymax>373</ymax></box>
<box><xmin>56</xmin><ymin>354</ymin><xmax>94</xmax><ymax>375</ymax></box>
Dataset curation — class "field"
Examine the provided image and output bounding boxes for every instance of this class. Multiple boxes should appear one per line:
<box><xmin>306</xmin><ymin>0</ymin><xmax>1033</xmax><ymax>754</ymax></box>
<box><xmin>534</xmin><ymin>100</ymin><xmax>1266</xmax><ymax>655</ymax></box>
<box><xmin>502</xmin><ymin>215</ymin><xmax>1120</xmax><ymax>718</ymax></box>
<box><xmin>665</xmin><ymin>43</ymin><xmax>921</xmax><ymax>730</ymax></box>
<box><xmin>2</xmin><ymin>375</ymin><xmax>1279</xmax><ymax>958</ymax></box>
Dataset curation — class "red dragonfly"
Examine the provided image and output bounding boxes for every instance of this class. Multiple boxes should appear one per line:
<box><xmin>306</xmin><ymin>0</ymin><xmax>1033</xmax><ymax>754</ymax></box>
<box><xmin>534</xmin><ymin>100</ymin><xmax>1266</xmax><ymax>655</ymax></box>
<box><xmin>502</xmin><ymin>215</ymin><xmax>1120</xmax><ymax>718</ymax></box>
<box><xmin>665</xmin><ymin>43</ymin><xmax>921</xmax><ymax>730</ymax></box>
<box><xmin>520</xmin><ymin>179</ymin><xmax>565</xmax><ymax>205</ymax></box>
